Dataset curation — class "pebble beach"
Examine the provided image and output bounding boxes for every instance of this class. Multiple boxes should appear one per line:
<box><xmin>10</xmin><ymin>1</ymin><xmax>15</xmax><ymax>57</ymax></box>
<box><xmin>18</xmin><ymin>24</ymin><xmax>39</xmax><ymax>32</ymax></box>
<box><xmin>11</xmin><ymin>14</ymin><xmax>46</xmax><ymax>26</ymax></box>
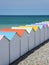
<box><xmin>17</xmin><ymin>42</ymin><xmax>49</xmax><ymax>65</ymax></box>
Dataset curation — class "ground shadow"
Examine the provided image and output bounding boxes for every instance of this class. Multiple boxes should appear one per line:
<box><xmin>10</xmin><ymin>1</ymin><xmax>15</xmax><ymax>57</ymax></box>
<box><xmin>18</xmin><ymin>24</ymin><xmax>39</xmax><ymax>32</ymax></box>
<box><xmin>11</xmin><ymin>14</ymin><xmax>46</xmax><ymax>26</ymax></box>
<box><xmin>10</xmin><ymin>39</ymin><xmax>49</xmax><ymax>65</ymax></box>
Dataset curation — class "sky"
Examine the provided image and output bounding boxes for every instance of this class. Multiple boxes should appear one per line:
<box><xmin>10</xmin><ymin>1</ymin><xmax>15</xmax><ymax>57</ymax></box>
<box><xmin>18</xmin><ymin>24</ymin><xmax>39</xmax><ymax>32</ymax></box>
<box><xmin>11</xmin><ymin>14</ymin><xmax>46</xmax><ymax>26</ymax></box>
<box><xmin>0</xmin><ymin>0</ymin><xmax>49</xmax><ymax>15</ymax></box>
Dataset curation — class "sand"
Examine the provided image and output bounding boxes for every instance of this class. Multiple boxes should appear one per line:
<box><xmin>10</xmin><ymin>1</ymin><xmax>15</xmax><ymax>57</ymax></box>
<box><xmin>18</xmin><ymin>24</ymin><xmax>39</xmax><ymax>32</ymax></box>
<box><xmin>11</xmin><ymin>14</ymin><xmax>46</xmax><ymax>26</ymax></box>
<box><xmin>18</xmin><ymin>42</ymin><xmax>49</xmax><ymax>65</ymax></box>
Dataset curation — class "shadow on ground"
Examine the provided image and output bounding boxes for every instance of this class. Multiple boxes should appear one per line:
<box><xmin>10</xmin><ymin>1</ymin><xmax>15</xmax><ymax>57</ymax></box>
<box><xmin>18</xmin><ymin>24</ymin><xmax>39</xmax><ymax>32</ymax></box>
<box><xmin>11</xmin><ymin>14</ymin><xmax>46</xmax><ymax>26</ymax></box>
<box><xmin>10</xmin><ymin>39</ymin><xmax>49</xmax><ymax>65</ymax></box>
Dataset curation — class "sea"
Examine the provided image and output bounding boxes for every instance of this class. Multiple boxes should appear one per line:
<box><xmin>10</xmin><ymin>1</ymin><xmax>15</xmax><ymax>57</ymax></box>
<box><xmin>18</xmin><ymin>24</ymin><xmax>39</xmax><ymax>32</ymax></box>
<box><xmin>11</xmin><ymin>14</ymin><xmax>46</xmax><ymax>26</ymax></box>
<box><xmin>0</xmin><ymin>15</ymin><xmax>49</xmax><ymax>28</ymax></box>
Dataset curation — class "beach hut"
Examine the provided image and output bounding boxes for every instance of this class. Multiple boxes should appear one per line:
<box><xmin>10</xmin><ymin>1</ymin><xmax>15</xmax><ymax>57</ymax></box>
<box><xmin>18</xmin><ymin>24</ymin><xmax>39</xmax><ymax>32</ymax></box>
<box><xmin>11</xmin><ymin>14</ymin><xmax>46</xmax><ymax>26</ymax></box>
<box><xmin>35</xmin><ymin>23</ymin><xmax>45</xmax><ymax>43</ymax></box>
<box><xmin>21</xmin><ymin>26</ymin><xmax>35</xmax><ymax>51</ymax></box>
<box><xmin>47</xmin><ymin>24</ymin><xmax>49</xmax><ymax>39</ymax></box>
<box><xmin>38</xmin><ymin>25</ymin><xmax>43</xmax><ymax>44</ymax></box>
<box><xmin>42</xmin><ymin>21</ymin><xmax>49</xmax><ymax>40</ymax></box>
<box><xmin>32</xmin><ymin>26</ymin><xmax>40</xmax><ymax>47</ymax></box>
<box><xmin>34</xmin><ymin>24</ymin><xmax>44</xmax><ymax>45</ymax></box>
<box><xmin>10</xmin><ymin>33</ymin><xmax>20</xmax><ymax>63</ymax></box>
<box><xmin>41</xmin><ymin>22</ymin><xmax>49</xmax><ymax>40</ymax></box>
<box><xmin>20</xmin><ymin>30</ymin><xmax>29</xmax><ymax>56</ymax></box>
<box><xmin>17</xmin><ymin>26</ymin><xmax>35</xmax><ymax>51</ymax></box>
<box><xmin>28</xmin><ymin>29</ymin><xmax>34</xmax><ymax>50</ymax></box>
<box><xmin>7</xmin><ymin>29</ymin><xmax>24</xmax><ymax>63</ymax></box>
<box><xmin>38</xmin><ymin>23</ymin><xmax>48</xmax><ymax>41</ymax></box>
<box><xmin>43</xmin><ymin>24</ymin><xmax>48</xmax><ymax>41</ymax></box>
<box><xmin>35</xmin><ymin>28</ymin><xmax>41</xmax><ymax>47</ymax></box>
<box><xmin>39</xmin><ymin>25</ymin><xmax>45</xmax><ymax>43</ymax></box>
<box><xmin>0</xmin><ymin>31</ymin><xmax>21</xmax><ymax>63</ymax></box>
<box><xmin>0</xmin><ymin>35</ymin><xmax>9</xmax><ymax>65</ymax></box>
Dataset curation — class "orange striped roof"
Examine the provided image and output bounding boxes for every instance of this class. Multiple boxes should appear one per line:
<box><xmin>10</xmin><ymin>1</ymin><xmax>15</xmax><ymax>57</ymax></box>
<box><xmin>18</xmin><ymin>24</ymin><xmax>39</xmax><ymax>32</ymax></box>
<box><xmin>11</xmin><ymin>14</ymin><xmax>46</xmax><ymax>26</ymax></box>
<box><xmin>1</xmin><ymin>28</ymin><xmax>25</xmax><ymax>37</ymax></box>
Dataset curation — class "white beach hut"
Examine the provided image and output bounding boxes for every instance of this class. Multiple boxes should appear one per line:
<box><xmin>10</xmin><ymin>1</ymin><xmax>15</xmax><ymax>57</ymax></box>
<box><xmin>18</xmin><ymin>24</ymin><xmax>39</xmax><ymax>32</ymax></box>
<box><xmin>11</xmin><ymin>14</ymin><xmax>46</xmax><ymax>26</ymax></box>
<box><xmin>25</xmin><ymin>27</ymin><xmax>34</xmax><ymax>51</ymax></box>
<box><xmin>9</xmin><ymin>28</ymin><xmax>28</xmax><ymax>57</ymax></box>
<box><xmin>0</xmin><ymin>31</ymin><xmax>21</xmax><ymax>63</ymax></box>
<box><xmin>38</xmin><ymin>25</ymin><xmax>43</xmax><ymax>44</ymax></box>
<box><xmin>35</xmin><ymin>23</ymin><xmax>45</xmax><ymax>43</ymax></box>
<box><xmin>32</xmin><ymin>26</ymin><xmax>40</xmax><ymax>47</ymax></box>
<box><xmin>43</xmin><ymin>24</ymin><xmax>48</xmax><ymax>41</ymax></box>
<box><xmin>20</xmin><ymin>30</ymin><xmax>29</xmax><ymax>56</ymax></box>
<box><xmin>10</xmin><ymin>33</ymin><xmax>20</xmax><ymax>63</ymax></box>
<box><xmin>47</xmin><ymin>24</ymin><xmax>49</xmax><ymax>39</ymax></box>
<box><xmin>41</xmin><ymin>22</ymin><xmax>49</xmax><ymax>40</ymax></box>
<box><xmin>0</xmin><ymin>35</ymin><xmax>9</xmax><ymax>65</ymax></box>
<box><xmin>39</xmin><ymin>25</ymin><xmax>45</xmax><ymax>43</ymax></box>
<box><xmin>28</xmin><ymin>29</ymin><xmax>34</xmax><ymax>50</ymax></box>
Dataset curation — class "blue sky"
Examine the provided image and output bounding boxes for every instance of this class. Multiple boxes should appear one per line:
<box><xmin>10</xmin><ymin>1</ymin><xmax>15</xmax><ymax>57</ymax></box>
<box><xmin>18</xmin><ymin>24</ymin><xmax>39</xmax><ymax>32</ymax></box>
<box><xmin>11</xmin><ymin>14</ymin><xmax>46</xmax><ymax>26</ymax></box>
<box><xmin>0</xmin><ymin>0</ymin><xmax>49</xmax><ymax>15</ymax></box>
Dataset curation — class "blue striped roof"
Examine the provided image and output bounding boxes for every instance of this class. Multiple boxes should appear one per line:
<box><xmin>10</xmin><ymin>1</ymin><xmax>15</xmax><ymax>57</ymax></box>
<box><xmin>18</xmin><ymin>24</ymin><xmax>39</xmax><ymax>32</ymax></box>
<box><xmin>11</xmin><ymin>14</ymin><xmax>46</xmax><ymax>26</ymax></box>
<box><xmin>0</xmin><ymin>32</ymin><xmax>16</xmax><ymax>40</ymax></box>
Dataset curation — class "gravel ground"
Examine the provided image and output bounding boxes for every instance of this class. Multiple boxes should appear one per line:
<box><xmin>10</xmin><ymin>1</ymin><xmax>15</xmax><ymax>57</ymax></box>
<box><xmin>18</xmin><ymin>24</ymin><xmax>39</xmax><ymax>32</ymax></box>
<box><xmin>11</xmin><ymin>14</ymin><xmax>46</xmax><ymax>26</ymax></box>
<box><xmin>18</xmin><ymin>42</ymin><xmax>49</xmax><ymax>65</ymax></box>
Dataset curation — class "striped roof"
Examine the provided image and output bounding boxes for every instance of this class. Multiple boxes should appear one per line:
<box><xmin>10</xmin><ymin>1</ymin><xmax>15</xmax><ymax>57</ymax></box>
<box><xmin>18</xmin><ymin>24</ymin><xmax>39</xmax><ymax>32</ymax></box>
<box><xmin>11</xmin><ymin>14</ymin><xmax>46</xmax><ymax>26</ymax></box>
<box><xmin>35</xmin><ymin>23</ymin><xmax>47</xmax><ymax>28</ymax></box>
<box><xmin>34</xmin><ymin>24</ymin><xmax>43</xmax><ymax>29</ymax></box>
<box><xmin>32</xmin><ymin>26</ymin><xmax>38</xmax><ymax>31</ymax></box>
<box><xmin>19</xmin><ymin>26</ymin><xmax>32</xmax><ymax>28</ymax></box>
<box><xmin>43</xmin><ymin>24</ymin><xmax>47</xmax><ymax>28</ymax></box>
<box><xmin>25</xmin><ymin>28</ymin><xmax>32</xmax><ymax>33</ymax></box>
<box><xmin>20</xmin><ymin>26</ymin><xmax>39</xmax><ymax>32</ymax></box>
<box><xmin>11</xmin><ymin>26</ymin><xmax>32</xmax><ymax>33</ymax></box>
<box><xmin>1</xmin><ymin>28</ymin><xmax>25</xmax><ymax>37</ymax></box>
<box><xmin>0</xmin><ymin>32</ymin><xmax>16</xmax><ymax>40</ymax></box>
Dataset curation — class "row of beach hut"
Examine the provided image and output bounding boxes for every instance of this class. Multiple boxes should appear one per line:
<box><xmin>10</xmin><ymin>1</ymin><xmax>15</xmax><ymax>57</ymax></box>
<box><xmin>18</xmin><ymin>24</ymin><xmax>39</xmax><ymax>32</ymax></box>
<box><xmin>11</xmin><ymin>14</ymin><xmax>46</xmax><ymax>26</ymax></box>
<box><xmin>0</xmin><ymin>22</ymin><xmax>49</xmax><ymax>65</ymax></box>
